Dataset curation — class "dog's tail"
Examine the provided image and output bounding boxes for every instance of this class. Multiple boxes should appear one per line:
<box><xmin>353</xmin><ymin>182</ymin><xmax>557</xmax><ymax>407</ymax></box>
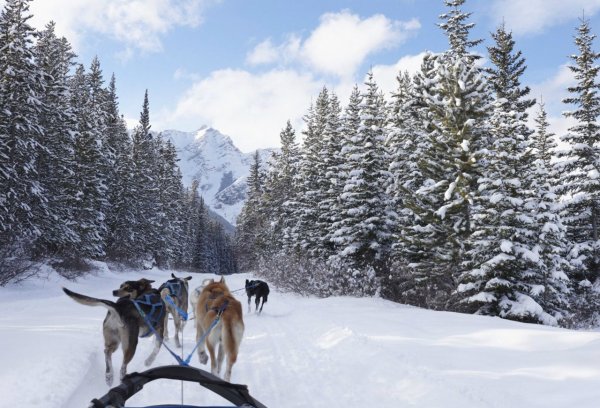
<box><xmin>62</xmin><ymin>287</ymin><xmax>121</xmax><ymax>319</ymax></box>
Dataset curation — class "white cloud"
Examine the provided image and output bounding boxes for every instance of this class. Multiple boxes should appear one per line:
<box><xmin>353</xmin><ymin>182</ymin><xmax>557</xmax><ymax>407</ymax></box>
<box><xmin>370</xmin><ymin>52</ymin><xmax>428</xmax><ymax>96</ymax></box>
<box><xmin>529</xmin><ymin>64</ymin><xmax>575</xmax><ymax>116</ymax></box>
<box><xmin>490</xmin><ymin>0</ymin><xmax>600</xmax><ymax>35</ymax></box>
<box><xmin>528</xmin><ymin>64</ymin><xmax>577</xmax><ymax>147</ymax></box>
<box><xmin>2</xmin><ymin>0</ymin><xmax>210</xmax><ymax>53</ymax></box>
<box><xmin>160</xmin><ymin>69</ymin><xmax>323</xmax><ymax>152</ymax></box>
<box><xmin>246</xmin><ymin>10</ymin><xmax>420</xmax><ymax>79</ymax></box>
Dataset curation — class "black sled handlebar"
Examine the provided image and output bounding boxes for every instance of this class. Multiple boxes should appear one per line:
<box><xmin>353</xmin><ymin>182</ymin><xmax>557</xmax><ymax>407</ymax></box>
<box><xmin>88</xmin><ymin>365</ymin><xmax>267</xmax><ymax>408</ymax></box>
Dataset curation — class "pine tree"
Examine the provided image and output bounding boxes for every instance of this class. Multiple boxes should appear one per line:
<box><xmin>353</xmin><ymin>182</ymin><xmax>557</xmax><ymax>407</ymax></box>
<box><xmin>290</xmin><ymin>88</ymin><xmax>330</xmax><ymax>254</ymax></box>
<box><xmin>156</xmin><ymin>138</ymin><xmax>185</xmax><ymax>266</ymax></box>
<box><xmin>104</xmin><ymin>75</ymin><xmax>138</xmax><ymax>260</ymax></box>
<box><xmin>0</xmin><ymin>0</ymin><xmax>46</xmax><ymax>248</ymax></box>
<box><xmin>317</xmin><ymin>91</ymin><xmax>345</xmax><ymax>256</ymax></box>
<box><xmin>330</xmin><ymin>73</ymin><xmax>392</xmax><ymax>293</ymax></box>
<box><xmin>235</xmin><ymin>151</ymin><xmax>265</xmax><ymax>271</ymax></box>
<box><xmin>459</xmin><ymin>95</ymin><xmax>540</xmax><ymax>320</ymax></box>
<box><xmin>131</xmin><ymin>90</ymin><xmax>161</xmax><ymax>262</ymax></box>
<box><xmin>33</xmin><ymin>21</ymin><xmax>80</xmax><ymax>256</ymax></box>
<box><xmin>70</xmin><ymin>64</ymin><xmax>107</xmax><ymax>258</ymax></box>
<box><xmin>486</xmin><ymin>23</ymin><xmax>536</xmax><ymax>116</ymax></box>
<box><xmin>265</xmin><ymin>120</ymin><xmax>301</xmax><ymax>252</ymax></box>
<box><xmin>438</xmin><ymin>0</ymin><xmax>482</xmax><ymax>59</ymax></box>
<box><xmin>529</xmin><ymin>102</ymin><xmax>571</xmax><ymax>324</ymax></box>
<box><xmin>402</xmin><ymin>0</ymin><xmax>490</xmax><ymax>307</ymax></box>
<box><xmin>556</xmin><ymin>17</ymin><xmax>600</xmax><ymax>283</ymax></box>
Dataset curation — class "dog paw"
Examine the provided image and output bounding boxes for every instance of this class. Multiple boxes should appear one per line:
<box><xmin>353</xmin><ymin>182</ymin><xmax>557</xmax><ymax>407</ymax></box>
<box><xmin>105</xmin><ymin>373</ymin><xmax>113</xmax><ymax>386</ymax></box>
<box><xmin>199</xmin><ymin>351</ymin><xmax>208</xmax><ymax>365</ymax></box>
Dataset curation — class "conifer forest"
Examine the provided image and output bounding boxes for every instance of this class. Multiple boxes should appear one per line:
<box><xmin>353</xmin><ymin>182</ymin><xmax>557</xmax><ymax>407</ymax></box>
<box><xmin>3</xmin><ymin>0</ymin><xmax>600</xmax><ymax>327</ymax></box>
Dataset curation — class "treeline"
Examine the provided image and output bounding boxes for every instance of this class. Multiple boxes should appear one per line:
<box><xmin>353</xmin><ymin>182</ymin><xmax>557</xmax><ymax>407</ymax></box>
<box><xmin>0</xmin><ymin>0</ymin><xmax>236</xmax><ymax>284</ymax></box>
<box><xmin>236</xmin><ymin>0</ymin><xmax>600</xmax><ymax>327</ymax></box>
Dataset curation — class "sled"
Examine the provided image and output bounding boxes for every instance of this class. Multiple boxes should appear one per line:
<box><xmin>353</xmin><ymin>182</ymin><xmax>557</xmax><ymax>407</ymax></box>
<box><xmin>89</xmin><ymin>365</ymin><xmax>268</xmax><ymax>408</ymax></box>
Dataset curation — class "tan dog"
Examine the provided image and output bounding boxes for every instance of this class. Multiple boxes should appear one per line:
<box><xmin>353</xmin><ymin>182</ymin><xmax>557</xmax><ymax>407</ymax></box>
<box><xmin>194</xmin><ymin>276</ymin><xmax>244</xmax><ymax>382</ymax></box>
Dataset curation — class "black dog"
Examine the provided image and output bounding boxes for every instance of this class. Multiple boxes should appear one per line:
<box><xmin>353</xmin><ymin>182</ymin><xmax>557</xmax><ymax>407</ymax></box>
<box><xmin>245</xmin><ymin>279</ymin><xmax>269</xmax><ymax>314</ymax></box>
<box><xmin>63</xmin><ymin>278</ymin><xmax>166</xmax><ymax>386</ymax></box>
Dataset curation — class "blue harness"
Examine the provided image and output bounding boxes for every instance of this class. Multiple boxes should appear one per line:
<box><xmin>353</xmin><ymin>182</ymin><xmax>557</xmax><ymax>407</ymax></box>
<box><xmin>131</xmin><ymin>292</ymin><xmax>165</xmax><ymax>338</ymax></box>
<box><xmin>159</xmin><ymin>279</ymin><xmax>184</xmax><ymax>298</ymax></box>
<box><xmin>159</xmin><ymin>279</ymin><xmax>189</xmax><ymax>321</ymax></box>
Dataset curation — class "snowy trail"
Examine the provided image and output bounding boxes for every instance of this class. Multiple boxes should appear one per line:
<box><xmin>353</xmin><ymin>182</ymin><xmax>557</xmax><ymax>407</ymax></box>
<box><xmin>1</xmin><ymin>267</ymin><xmax>600</xmax><ymax>408</ymax></box>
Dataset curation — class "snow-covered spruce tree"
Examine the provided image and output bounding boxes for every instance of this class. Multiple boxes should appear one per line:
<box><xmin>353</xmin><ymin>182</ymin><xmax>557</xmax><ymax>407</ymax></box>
<box><xmin>400</xmin><ymin>0</ymin><xmax>490</xmax><ymax>309</ymax></box>
<box><xmin>556</xmin><ymin>18</ymin><xmax>600</xmax><ymax>325</ymax></box>
<box><xmin>261</xmin><ymin>120</ymin><xmax>300</xmax><ymax>255</ymax></box>
<box><xmin>530</xmin><ymin>102</ymin><xmax>571</xmax><ymax>324</ymax></box>
<box><xmin>180</xmin><ymin>180</ymin><xmax>201</xmax><ymax>268</ymax></box>
<box><xmin>438</xmin><ymin>0</ymin><xmax>482</xmax><ymax>60</ymax></box>
<box><xmin>486</xmin><ymin>23</ymin><xmax>536</xmax><ymax>116</ymax></box>
<box><xmin>455</xmin><ymin>22</ymin><xmax>564</xmax><ymax>323</ymax></box>
<box><xmin>192</xmin><ymin>196</ymin><xmax>212</xmax><ymax>272</ymax></box>
<box><xmin>317</xmin><ymin>92</ymin><xmax>345</xmax><ymax>258</ymax></box>
<box><xmin>329</xmin><ymin>73</ymin><xmax>393</xmax><ymax>295</ymax></box>
<box><xmin>235</xmin><ymin>151</ymin><xmax>266</xmax><ymax>271</ymax></box>
<box><xmin>69</xmin><ymin>64</ymin><xmax>107</xmax><ymax>258</ymax></box>
<box><xmin>130</xmin><ymin>90</ymin><xmax>161</xmax><ymax>263</ymax></box>
<box><xmin>104</xmin><ymin>75</ymin><xmax>138</xmax><ymax>261</ymax></box>
<box><xmin>459</xmin><ymin>95</ymin><xmax>544</xmax><ymax>321</ymax></box>
<box><xmin>289</xmin><ymin>88</ymin><xmax>330</xmax><ymax>255</ymax></box>
<box><xmin>155</xmin><ymin>138</ymin><xmax>186</xmax><ymax>267</ymax></box>
<box><xmin>383</xmin><ymin>70</ymin><xmax>426</xmax><ymax>302</ymax></box>
<box><xmin>33</xmin><ymin>22</ymin><xmax>80</xmax><ymax>257</ymax></box>
<box><xmin>0</xmin><ymin>0</ymin><xmax>47</xmax><ymax>262</ymax></box>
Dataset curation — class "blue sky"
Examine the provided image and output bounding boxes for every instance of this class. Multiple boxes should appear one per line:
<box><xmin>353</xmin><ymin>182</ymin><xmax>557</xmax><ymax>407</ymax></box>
<box><xmin>13</xmin><ymin>0</ymin><xmax>600</xmax><ymax>152</ymax></box>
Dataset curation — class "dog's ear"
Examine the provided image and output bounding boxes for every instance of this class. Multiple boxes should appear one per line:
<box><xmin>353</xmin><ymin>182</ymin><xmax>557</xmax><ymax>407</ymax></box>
<box><xmin>185</xmin><ymin>276</ymin><xmax>192</xmax><ymax>281</ymax></box>
<box><xmin>219</xmin><ymin>276</ymin><xmax>225</xmax><ymax>283</ymax></box>
<box><xmin>246</xmin><ymin>279</ymin><xmax>249</xmax><ymax>284</ymax></box>
<box><xmin>171</xmin><ymin>273</ymin><xmax>176</xmax><ymax>279</ymax></box>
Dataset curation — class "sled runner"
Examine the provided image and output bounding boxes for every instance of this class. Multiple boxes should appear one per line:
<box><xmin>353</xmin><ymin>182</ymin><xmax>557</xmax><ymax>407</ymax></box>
<box><xmin>89</xmin><ymin>365</ymin><xmax>267</xmax><ymax>408</ymax></box>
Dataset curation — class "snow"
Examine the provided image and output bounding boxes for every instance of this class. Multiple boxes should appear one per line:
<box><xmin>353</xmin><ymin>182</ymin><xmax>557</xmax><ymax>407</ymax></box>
<box><xmin>162</xmin><ymin>127</ymin><xmax>276</xmax><ymax>225</ymax></box>
<box><xmin>1</xmin><ymin>266</ymin><xmax>600</xmax><ymax>408</ymax></box>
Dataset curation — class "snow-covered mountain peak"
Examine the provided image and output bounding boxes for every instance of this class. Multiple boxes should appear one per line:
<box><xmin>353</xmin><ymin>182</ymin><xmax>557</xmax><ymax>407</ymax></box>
<box><xmin>160</xmin><ymin>127</ymin><xmax>277</xmax><ymax>226</ymax></box>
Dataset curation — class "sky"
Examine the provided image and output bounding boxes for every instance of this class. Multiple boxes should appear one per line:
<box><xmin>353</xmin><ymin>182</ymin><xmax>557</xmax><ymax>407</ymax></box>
<box><xmin>8</xmin><ymin>0</ymin><xmax>600</xmax><ymax>152</ymax></box>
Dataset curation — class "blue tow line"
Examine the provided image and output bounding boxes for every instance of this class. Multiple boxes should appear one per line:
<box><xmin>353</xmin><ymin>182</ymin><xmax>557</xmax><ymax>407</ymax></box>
<box><xmin>132</xmin><ymin>298</ymin><xmax>222</xmax><ymax>367</ymax></box>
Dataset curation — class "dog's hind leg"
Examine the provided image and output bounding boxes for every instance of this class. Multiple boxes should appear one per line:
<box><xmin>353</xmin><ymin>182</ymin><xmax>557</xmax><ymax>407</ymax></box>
<box><xmin>120</xmin><ymin>331</ymin><xmax>138</xmax><ymax>381</ymax></box>
<box><xmin>173</xmin><ymin>313</ymin><xmax>182</xmax><ymax>348</ymax></box>
<box><xmin>222</xmin><ymin>321</ymin><xmax>243</xmax><ymax>382</ymax></box>
<box><xmin>216</xmin><ymin>341</ymin><xmax>225</xmax><ymax>376</ymax></box>
<box><xmin>104</xmin><ymin>338</ymin><xmax>119</xmax><ymax>386</ymax></box>
<box><xmin>206</xmin><ymin>335</ymin><xmax>219</xmax><ymax>376</ymax></box>
<box><xmin>196</xmin><ymin>323</ymin><xmax>209</xmax><ymax>364</ymax></box>
<box><xmin>247</xmin><ymin>296</ymin><xmax>252</xmax><ymax>313</ymax></box>
<box><xmin>144</xmin><ymin>335</ymin><xmax>162</xmax><ymax>366</ymax></box>
<box><xmin>103</xmin><ymin>316</ymin><xmax>120</xmax><ymax>386</ymax></box>
<box><xmin>163</xmin><ymin>311</ymin><xmax>170</xmax><ymax>341</ymax></box>
<box><xmin>259</xmin><ymin>294</ymin><xmax>268</xmax><ymax>314</ymax></box>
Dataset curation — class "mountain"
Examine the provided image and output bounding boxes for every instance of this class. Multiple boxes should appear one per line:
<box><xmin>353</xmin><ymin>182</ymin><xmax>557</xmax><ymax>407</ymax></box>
<box><xmin>161</xmin><ymin>126</ymin><xmax>276</xmax><ymax>226</ymax></box>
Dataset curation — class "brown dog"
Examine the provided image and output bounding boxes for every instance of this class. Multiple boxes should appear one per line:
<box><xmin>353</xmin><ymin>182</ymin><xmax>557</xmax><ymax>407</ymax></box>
<box><xmin>194</xmin><ymin>276</ymin><xmax>244</xmax><ymax>382</ymax></box>
<box><xmin>63</xmin><ymin>278</ymin><xmax>166</xmax><ymax>386</ymax></box>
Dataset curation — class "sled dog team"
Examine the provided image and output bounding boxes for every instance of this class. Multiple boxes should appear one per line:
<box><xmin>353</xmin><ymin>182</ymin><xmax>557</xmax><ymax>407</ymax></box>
<box><xmin>62</xmin><ymin>273</ymin><xmax>270</xmax><ymax>386</ymax></box>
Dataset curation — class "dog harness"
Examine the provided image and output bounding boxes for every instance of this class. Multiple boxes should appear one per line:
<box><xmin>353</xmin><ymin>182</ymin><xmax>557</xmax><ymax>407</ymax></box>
<box><xmin>132</xmin><ymin>293</ymin><xmax>165</xmax><ymax>338</ymax></box>
<box><xmin>159</xmin><ymin>279</ymin><xmax>189</xmax><ymax>321</ymax></box>
<box><xmin>159</xmin><ymin>279</ymin><xmax>184</xmax><ymax>298</ymax></box>
<box><xmin>205</xmin><ymin>298</ymin><xmax>229</xmax><ymax>315</ymax></box>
